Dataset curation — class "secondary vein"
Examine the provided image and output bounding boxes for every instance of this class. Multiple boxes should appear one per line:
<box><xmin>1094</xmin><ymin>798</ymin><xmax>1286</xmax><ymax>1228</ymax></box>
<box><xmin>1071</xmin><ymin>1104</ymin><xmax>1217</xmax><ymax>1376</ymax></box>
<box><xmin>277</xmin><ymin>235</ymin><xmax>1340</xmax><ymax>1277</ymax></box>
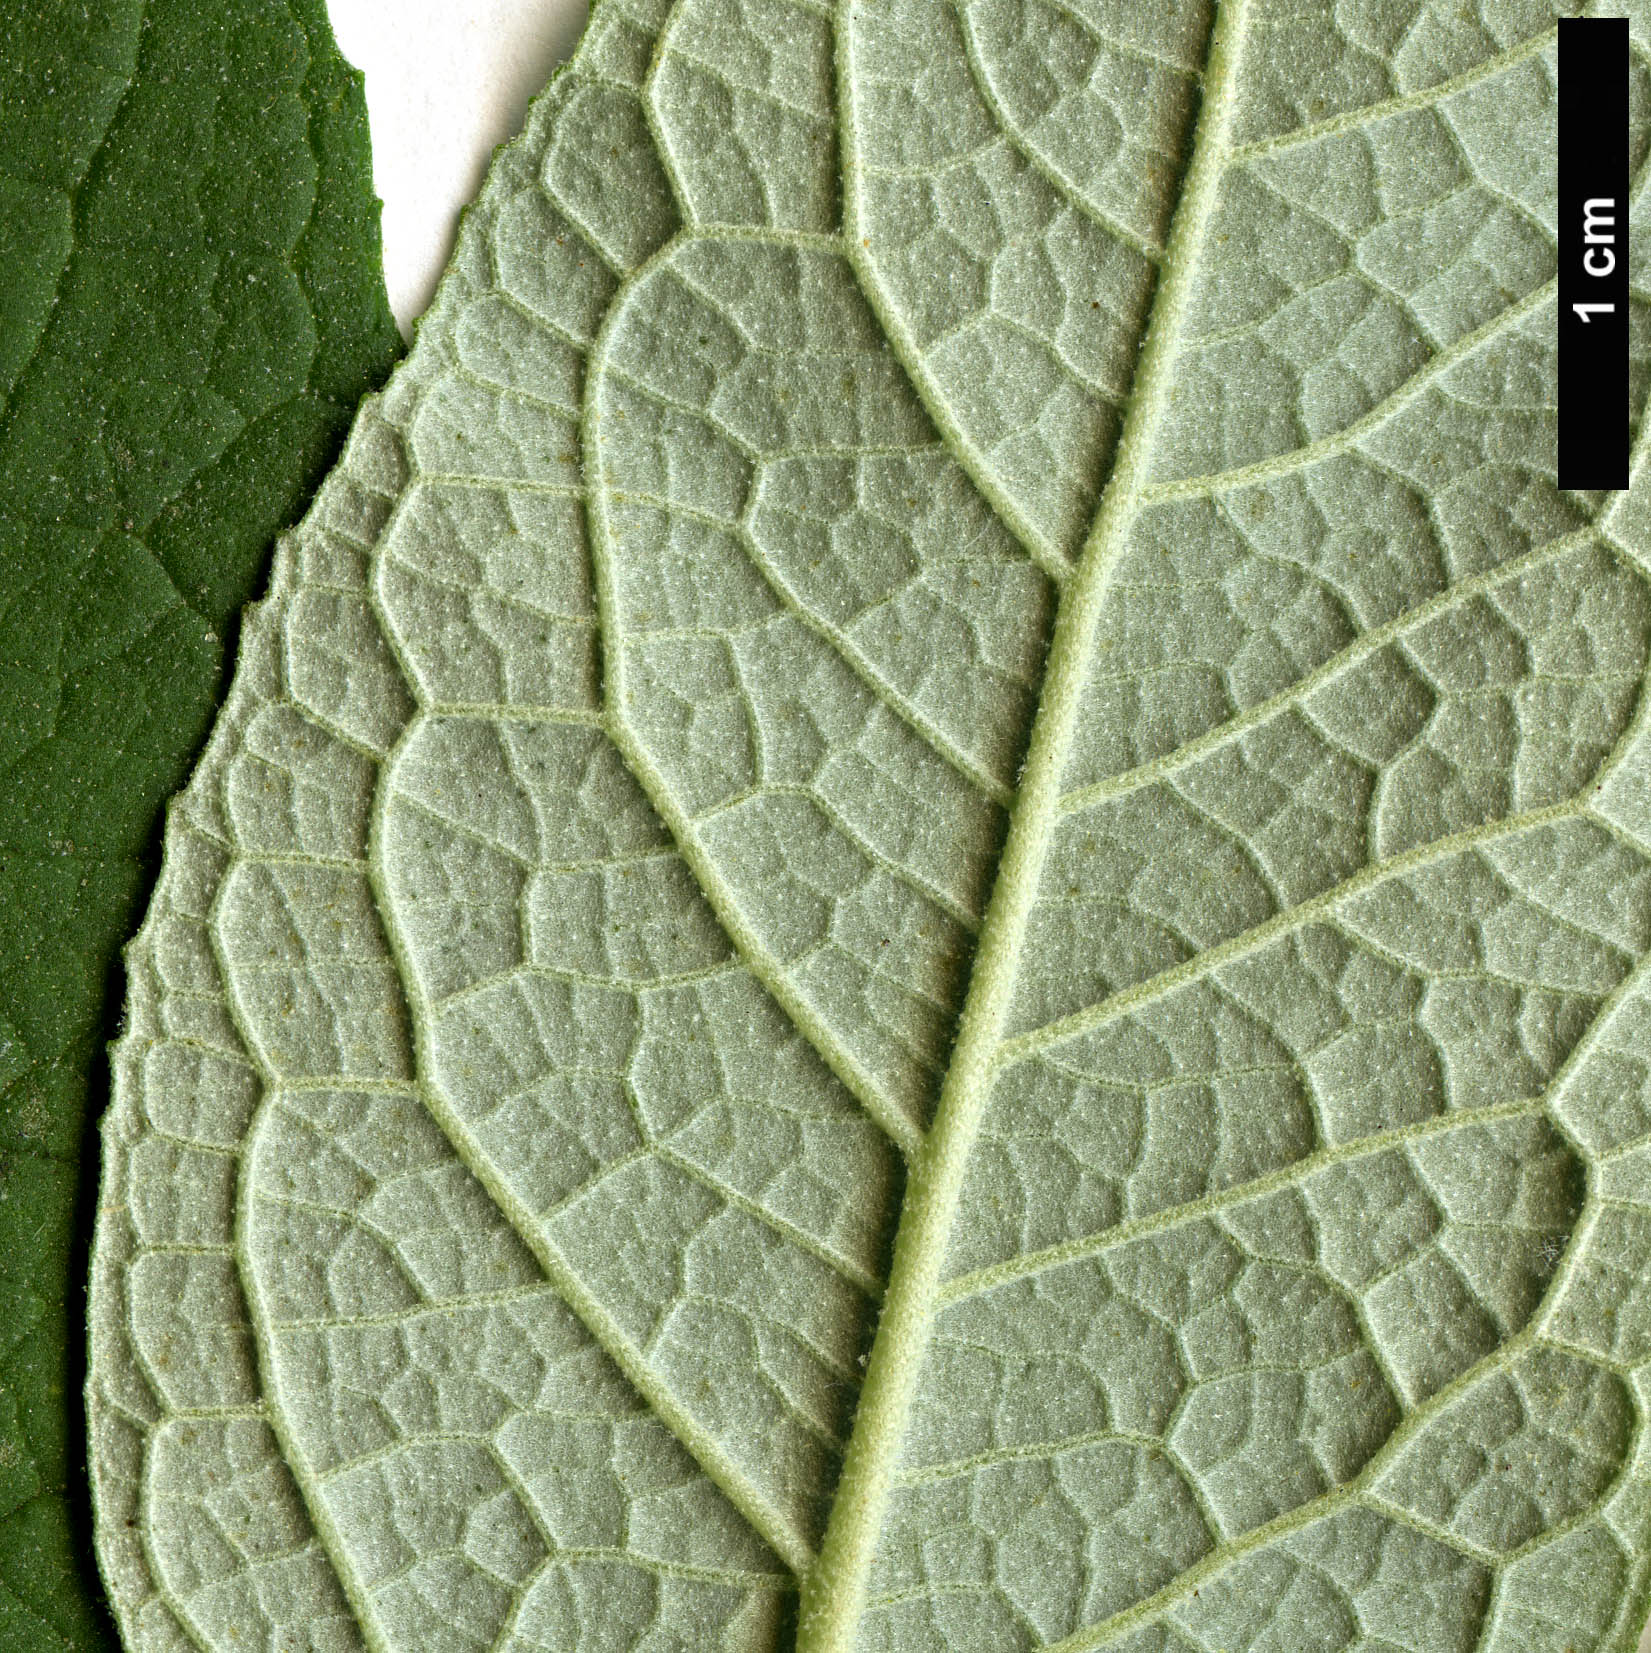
<box><xmin>792</xmin><ymin>5</ymin><xmax>1252</xmax><ymax>1647</ymax></box>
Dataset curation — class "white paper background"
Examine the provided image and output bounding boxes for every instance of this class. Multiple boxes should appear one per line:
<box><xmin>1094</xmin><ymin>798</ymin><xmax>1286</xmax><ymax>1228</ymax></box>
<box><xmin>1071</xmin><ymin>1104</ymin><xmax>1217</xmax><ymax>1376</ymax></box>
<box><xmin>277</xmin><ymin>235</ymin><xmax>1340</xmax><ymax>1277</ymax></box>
<box><xmin>326</xmin><ymin>0</ymin><xmax>588</xmax><ymax>336</ymax></box>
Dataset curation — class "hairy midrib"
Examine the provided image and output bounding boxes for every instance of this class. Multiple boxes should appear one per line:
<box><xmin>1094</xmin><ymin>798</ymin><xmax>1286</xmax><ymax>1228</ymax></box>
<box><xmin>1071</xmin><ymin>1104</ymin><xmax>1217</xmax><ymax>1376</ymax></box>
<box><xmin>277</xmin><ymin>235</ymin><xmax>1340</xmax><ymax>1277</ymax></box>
<box><xmin>791</xmin><ymin>4</ymin><xmax>1251</xmax><ymax>1647</ymax></box>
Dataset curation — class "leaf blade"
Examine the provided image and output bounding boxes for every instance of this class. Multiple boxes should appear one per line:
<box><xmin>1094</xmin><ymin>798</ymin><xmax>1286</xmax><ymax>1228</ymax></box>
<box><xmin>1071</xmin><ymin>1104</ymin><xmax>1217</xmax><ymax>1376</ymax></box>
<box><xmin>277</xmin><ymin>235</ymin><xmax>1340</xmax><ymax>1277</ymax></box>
<box><xmin>0</xmin><ymin>0</ymin><xmax>400</xmax><ymax>1643</ymax></box>
<box><xmin>90</xmin><ymin>4</ymin><xmax>1651</xmax><ymax>1652</ymax></box>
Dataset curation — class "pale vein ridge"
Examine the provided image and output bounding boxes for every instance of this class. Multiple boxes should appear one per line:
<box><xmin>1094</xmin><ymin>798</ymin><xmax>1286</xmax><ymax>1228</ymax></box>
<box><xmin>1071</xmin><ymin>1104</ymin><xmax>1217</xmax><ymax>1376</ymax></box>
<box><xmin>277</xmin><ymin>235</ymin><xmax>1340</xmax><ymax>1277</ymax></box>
<box><xmin>1003</xmin><ymin>795</ymin><xmax>1625</xmax><ymax>1063</ymax></box>
<box><xmin>1142</xmin><ymin>278</ymin><xmax>1559</xmax><ymax>503</ymax></box>
<box><xmin>792</xmin><ymin>6</ymin><xmax>1251</xmax><ymax>1648</ymax></box>
<box><xmin>1055</xmin><ymin>526</ymin><xmax>1611</xmax><ymax>818</ymax></box>
<box><xmin>585</xmin><ymin>261</ymin><xmax>931</xmax><ymax>1161</ymax></box>
<box><xmin>370</xmin><ymin>601</ymin><xmax>822</xmax><ymax>1582</ymax></box>
<box><xmin>91</xmin><ymin>548</ymin><xmax>385</xmax><ymax>1653</ymax></box>
<box><xmin>1227</xmin><ymin>27</ymin><xmax>1556</xmax><ymax>162</ymax></box>
<box><xmin>606</xmin><ymin>476</ymin><xmax>1012</xmax><ymax>807</ymax></box>
<box><xmin>938</xmin><ymin>1090</ymin><xmax>1553</xmax><ymax>1308</ymax></box>
<box><xmin>88</xmin><ymin>1</ymin><xmax>1646</xmax><ymax>1650</ymax></box>
<box><xmin>952</xmin><ymin>0</ymin><xmax>1169</xmax><ymax>265</ymax></box>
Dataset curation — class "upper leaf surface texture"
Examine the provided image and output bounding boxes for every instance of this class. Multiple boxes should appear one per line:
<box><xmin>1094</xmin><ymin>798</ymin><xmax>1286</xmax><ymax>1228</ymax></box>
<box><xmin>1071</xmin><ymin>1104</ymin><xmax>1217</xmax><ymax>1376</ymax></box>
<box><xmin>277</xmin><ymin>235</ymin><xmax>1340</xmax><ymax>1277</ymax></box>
<box><xmin>0</xmin><ymin>0</ymin><xmax>400</xmax><ymax>1643</ymax></box>
<box><xmin>89</xmin><ymin>2</ymin><xmax>1651</xmax><ymax>1651</ymax></box>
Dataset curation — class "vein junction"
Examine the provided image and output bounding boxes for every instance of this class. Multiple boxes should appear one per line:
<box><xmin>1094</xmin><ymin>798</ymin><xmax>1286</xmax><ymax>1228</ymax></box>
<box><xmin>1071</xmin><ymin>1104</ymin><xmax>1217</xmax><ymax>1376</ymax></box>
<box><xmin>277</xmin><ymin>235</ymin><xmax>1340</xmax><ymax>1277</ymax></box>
<box><xmin>85</xmin><ymin>3</ymin><xmax>1651</xmax><ymax>1652</ymax></box>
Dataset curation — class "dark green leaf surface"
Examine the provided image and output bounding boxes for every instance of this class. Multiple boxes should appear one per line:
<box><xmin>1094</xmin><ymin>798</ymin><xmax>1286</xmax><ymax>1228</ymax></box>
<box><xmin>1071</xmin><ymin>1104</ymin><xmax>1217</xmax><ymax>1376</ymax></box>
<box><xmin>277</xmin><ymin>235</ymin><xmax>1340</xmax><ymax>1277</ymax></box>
<box><xmin>0</xmin><ymin>2</ymin><xmax>399</xmax><ymax>1643</ymax></box>
<box><xmin>85</xmin><ymin>3</ymin><xmax>1651</xmax><ymax>1652</ymax></box>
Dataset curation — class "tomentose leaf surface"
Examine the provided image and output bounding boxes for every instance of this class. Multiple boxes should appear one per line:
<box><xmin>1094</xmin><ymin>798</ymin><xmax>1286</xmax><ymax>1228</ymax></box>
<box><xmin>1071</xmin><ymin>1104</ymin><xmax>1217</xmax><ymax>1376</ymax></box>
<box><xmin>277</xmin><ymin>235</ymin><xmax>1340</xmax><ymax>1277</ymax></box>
<box><xmin>90</xmin><ymin>2</ymin><xmax>1651</xmax><ymax>1650</ymax></box>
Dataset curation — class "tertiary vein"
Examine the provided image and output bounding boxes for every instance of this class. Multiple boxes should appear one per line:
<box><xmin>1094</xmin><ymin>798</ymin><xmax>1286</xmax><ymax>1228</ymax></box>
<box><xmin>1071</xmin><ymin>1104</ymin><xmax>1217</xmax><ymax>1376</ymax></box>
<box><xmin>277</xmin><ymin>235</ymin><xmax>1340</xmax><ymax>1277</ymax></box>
<box><xmin>791</xmin><ymin>4</ymin><xmax>1251</xmax><ymax>1647</ymax></box>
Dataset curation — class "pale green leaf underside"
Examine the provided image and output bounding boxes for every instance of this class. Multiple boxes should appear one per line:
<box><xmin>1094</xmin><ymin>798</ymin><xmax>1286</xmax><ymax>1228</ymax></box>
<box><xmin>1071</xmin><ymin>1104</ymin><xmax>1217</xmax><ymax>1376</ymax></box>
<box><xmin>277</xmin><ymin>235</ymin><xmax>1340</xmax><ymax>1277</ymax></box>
<box><xmin>87</xmin><ymin>2</ymin><xmax>1651</xmax><ymax>1650</ymax></box>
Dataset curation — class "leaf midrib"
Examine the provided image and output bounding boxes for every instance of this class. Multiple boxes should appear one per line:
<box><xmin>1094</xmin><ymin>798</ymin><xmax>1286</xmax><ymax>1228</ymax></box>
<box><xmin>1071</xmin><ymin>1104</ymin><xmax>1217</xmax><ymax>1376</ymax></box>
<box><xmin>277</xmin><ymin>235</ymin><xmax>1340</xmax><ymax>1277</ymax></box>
<box><xmin>792</xmin><ymin>4</ymin><xmax>1250</xmax><ymax>1647</ymax></box>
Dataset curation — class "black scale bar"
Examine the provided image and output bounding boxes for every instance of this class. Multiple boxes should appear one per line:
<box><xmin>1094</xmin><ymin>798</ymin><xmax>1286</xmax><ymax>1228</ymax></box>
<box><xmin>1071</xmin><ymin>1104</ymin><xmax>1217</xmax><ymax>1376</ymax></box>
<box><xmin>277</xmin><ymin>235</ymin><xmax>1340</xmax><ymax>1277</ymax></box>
<box><xmin>1559</xmin><ymin>17</ymin><xmax>1629</xmax><ymax>491</ymax></box>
